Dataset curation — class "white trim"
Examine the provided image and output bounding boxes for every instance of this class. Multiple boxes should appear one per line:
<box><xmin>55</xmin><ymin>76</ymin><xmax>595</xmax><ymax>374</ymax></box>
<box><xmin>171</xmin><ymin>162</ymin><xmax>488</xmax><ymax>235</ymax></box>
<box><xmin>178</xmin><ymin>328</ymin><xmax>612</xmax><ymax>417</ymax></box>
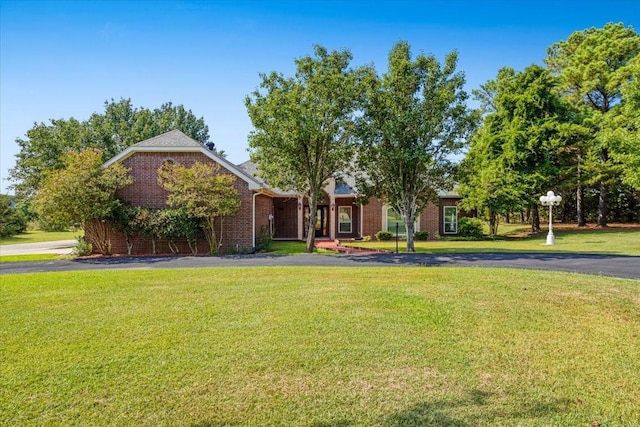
<box><xmin>443</xmin><ymin>206</ymin><xmax>458</xmax><ymax>234</ymax></box>
<box><xmin>103</xmin><ymin>146</ymin><xmax>263</xmax><ymax>190</ymax></box>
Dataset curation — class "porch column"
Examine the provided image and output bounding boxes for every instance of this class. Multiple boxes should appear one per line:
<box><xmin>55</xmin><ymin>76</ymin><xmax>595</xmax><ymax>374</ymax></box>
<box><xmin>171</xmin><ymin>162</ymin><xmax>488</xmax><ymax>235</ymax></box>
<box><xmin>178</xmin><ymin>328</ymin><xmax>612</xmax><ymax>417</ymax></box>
<box><xmin>297</xmin><ymin>196</ymin><xmax>304</xmax><ymax>241</ymax></box>
<box><xmin>329</xmin><ymin>195</ymin><xmax>336</xmax><ymax>240</ymax></box>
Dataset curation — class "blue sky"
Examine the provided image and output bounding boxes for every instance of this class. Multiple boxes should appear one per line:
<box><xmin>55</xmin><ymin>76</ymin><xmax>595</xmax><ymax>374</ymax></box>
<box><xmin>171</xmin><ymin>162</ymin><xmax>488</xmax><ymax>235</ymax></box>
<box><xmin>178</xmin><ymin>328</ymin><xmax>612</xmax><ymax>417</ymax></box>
<box><xmin>1</xmin><ymin>0</ymin><xmax>638</xmax><ymax>194</ymax></box>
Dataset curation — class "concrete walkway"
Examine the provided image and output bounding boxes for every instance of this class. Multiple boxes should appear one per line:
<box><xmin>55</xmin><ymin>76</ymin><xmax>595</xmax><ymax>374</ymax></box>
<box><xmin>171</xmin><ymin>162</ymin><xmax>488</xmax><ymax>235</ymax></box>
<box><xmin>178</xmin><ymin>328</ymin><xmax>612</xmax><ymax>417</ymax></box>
<box><xmin>1</xmin><ymin>250</ymin><xmax>639</xmax><ymax>279</ymax></box>
<box><xmin>0</xmin><ymin>240</ymin><xmax>75</xmax><ymax>256</ymax></box>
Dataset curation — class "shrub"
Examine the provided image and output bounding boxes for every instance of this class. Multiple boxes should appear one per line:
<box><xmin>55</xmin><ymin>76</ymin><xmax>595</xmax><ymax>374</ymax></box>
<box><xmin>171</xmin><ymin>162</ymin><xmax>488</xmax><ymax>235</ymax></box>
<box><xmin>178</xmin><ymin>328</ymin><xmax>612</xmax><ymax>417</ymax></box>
<box><xmin>414</xmin><ymin>230</ymin><xmax>429</xmax><ymax>241</ymax></box>
<box><xmin>255</xmin><ymin>225</ymin><xmax>273</xmax><ymax>252</ymax></box>
<box><xmin>376</xmin><ymin>230</ymin><xmax>393</xmax><ymax>241</ymax></box>
<box><xmin>0</xmin><ymin>195</ymin><xmax>27</xmax><ymax>238</ymax></box>
<box><xmin>72</xmin><ymin>236</ymin><xmax>93</xmax><ymax>256</ymax></box>
<box><xmin>458</xmin><ymin>217</ymin><xmax>484</xmax><ymax>240</ymax></box>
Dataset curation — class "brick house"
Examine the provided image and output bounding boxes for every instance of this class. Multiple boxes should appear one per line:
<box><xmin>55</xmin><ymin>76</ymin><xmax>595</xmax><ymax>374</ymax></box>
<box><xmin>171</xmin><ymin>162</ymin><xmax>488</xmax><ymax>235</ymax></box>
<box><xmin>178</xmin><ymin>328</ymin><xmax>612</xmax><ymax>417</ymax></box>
<box><xmin>100</xmin><ymin>130</ymin><xmax>462</xmax><ymax>254</ymax></box>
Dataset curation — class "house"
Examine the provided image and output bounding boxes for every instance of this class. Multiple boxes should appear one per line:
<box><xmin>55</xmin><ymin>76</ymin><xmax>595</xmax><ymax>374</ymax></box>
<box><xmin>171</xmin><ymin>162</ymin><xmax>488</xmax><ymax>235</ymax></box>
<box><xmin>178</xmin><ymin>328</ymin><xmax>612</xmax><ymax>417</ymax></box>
<box><xmin>100</xmin><ymin>130</ymin><xmax>462</xmax><ymax>254</ymax></box>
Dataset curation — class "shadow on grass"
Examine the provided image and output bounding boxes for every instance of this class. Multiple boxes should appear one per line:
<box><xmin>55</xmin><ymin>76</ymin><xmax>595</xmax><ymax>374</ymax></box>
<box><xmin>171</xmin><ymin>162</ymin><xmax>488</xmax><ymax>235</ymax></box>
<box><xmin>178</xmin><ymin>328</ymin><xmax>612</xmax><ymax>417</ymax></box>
<box><xmin>191</xmin><ymin>390</ymin><xmax>575</xmax><ymax>427</ymax></box>
<box><xmin>384</xmin><ymin>390</ymin><xmax>574</xmax><ymax>426</ymax></box>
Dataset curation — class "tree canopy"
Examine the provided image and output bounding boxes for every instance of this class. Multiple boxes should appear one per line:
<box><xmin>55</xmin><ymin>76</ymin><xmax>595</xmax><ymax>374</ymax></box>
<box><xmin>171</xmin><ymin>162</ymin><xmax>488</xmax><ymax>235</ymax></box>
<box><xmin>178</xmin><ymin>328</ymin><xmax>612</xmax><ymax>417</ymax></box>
<box><xmin>34</xmin><ymin>148</ymin><xmax>133</xmax><ymax>254</ymax></box>
<box><xmin>357</xmin><ymin>41</ymin><xmax>478</xmax><ymax>251</ymax></box>
<box><xmin>459</xmin><ymin>65</ymin><xmax>577</xmax><ymax>233</ymax></box>
<box><xmin>157</xmin><ymin>161</ymin><xmax>241</xmax><ymax>254</ymax></box>
<box><xmin>245</xmin><ymin>45</ymin><xmax>372</xmax><ymax>252</ymax></box>
<box><xmin>10</xmin><ymin>99</ymin><xmax>211</xmax><ymax>199</ymax></box>
<box><xmin>546</xmin><ymin>22</ymin><xmax>640</xmax><ymax>226</ymax></box>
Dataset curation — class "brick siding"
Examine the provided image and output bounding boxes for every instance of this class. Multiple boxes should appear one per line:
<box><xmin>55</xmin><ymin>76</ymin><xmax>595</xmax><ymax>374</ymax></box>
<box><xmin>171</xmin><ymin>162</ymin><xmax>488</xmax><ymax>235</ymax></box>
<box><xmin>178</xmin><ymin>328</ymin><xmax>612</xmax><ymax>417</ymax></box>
<box><xmin>98</xmin><ymin>151</ymin><xmax>256</xmax><ymax>255</ymax></box>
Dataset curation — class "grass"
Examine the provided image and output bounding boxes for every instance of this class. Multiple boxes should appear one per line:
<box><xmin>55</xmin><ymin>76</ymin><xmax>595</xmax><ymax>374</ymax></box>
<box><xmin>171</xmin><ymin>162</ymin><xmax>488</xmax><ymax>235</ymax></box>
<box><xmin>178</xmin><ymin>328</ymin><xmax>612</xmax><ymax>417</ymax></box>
<box><xmin>1</xmin><ymin>267</ymin><xmax>638</xmax><ymax>426</ymax></box>
<box><xmin>0</xmin><ymin>230</ymin><xmax>80</xmax><ymax>245</ymax></box>
<box><xmin>351</xmin><ymin>225</ymin><xmax>640</xmax><ymax>256</ymax></box>
<box><xmin>268</xmin><ymin>240</ymin><xmax>334</xmax><ymax>254</ymax></box>
<box><xmin>0</xmin><ymin>254</ymin><xmax>66</xmax><ymax>263</ymax></box>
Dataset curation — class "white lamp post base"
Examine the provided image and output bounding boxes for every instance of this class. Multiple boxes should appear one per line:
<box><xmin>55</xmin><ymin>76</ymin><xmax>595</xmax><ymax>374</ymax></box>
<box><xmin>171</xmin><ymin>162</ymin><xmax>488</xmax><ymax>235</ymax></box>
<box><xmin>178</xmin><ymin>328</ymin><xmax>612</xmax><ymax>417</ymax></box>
<box><xmin>546</xmin><ymin>232</ymin><xmax>555</xmax><ymax>245</ymax></box>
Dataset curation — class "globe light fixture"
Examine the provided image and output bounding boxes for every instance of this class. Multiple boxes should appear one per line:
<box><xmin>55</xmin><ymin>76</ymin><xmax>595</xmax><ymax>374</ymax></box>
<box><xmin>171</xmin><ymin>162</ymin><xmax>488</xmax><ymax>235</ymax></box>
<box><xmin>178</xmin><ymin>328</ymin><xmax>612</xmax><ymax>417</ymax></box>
<box><xmin>539</xmin><ymin>190</ymin><xmax>562</xmax><ymax>245</ymax></box>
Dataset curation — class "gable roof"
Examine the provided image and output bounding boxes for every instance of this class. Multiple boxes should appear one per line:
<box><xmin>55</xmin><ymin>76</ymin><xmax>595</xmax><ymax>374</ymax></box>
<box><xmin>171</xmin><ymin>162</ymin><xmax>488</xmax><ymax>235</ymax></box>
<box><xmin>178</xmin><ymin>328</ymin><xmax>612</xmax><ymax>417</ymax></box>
<box><xmin>103</xmin><ymin>130</ymin><xmax>263</xmax><ymax>191</ymax></box>
<box><xmin>130</xmin><ymin>129</ymin><xmax>203</xmax><ymax>148</ymax></box>
<box><xmin>237</xmin><ymin>160</ymin><xmax>298</xmax><ymax>196</ymax></box>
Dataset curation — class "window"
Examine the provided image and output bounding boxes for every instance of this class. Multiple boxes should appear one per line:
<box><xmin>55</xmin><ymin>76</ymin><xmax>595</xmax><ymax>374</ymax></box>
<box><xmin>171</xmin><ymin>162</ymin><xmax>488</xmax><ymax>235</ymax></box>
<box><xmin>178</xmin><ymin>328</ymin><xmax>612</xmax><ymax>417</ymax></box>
<box><xmin>386</xmin><ymin>207</ymin><xmax>406</xmax><ymax>235</ymax></box>
<box><xmin>338</xmin><ymin>206</ymin><xmax>352</xmax><ymax>233</ymax></box>
<box><xmin>383</xmin><ymin>206</ymin><xmax>419</xmax><ymax>236</ymax></box>
<box><xmin>443</xmin><ymin>206</ymin><xmax>458</xmax><ymax>234</ymax></box>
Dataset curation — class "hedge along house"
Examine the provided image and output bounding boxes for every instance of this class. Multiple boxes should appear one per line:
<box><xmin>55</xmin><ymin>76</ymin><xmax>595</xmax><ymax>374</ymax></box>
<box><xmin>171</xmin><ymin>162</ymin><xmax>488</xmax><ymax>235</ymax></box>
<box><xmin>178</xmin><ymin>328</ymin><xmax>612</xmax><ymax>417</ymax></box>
<box><xmin>99</xmin><ymin>130</ymin><xmax>463</xmax><ymax>255</ymax></box>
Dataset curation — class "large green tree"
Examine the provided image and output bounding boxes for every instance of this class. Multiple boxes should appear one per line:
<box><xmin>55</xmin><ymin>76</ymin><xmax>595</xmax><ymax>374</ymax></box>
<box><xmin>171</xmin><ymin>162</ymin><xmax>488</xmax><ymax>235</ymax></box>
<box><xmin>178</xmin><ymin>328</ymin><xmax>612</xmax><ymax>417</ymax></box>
<box><xmin>357</xmin><ymin>41</ymin><xmax>477</xmax><ymax>251</ymax></box>
<box><xmin>34</xmin><ymin>148</ymin><xmax>133</xmax><ymax>254</ymax></box>
<box><xmin>546</xmin><ymin>22</ymin><xmax>640</xmax><ymax>226</ymax></box>
<box><xmin>602</xmin><ymin>63</ymin><xmax>640</xmax><ymax>189</ymax></box>
<box><xmin>460</xmin><ymin>65</ymin><xmax>575</xmax><ymax>232</ymax></box>
<box><xmin>157</xmin><ymin>161</ymin><xmax>240</xmax><ymax>254</ymax></box>
<box><xmin>245</xmin><ymin>45</ymin><xmax>371</xmax><ymax>252</ymax></box>
<box><xmin>9</xmin><ymin>99</ymin><xmax>211</xmax><ymax>199</ymax></box>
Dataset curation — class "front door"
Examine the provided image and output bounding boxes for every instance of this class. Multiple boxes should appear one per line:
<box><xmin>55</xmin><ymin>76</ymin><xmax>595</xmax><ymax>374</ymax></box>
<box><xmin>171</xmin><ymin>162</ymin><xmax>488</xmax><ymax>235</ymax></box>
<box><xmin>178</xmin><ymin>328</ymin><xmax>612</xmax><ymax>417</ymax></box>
<box><xmin>305</xmin><ymin>206</ymin><xmax>329</xmax><ymax>238</ymax></box>
<box><xmin>315</xmin><ymin>206</ymin><xmax>329</xmax><ymax>237</ymax></box>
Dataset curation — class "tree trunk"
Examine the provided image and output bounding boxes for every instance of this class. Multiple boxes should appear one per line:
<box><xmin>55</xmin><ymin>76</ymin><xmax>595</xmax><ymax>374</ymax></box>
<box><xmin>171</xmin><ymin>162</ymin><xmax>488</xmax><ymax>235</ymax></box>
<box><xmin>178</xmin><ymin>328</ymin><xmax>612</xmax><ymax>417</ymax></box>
<box><xmin>531</xmin><ymin>205</ymin><xmax>540</xmax><ymax>233</ymax></box>
<box><xmin>305</xmin><ymin>194</ymin><xmax>317</xmax><ymax>253</ymax></box>
<box><xmin>404</xmin><ymin>212</ymin><xmax>415</xmax><ymax>252</ymax></box>
<box><xmin>576</xmin><ymin>158</ymin><xmax>586</xmax><ymax>226</ymax></box>
<box><xmin>489</xmin><ymin>210</ymin><xmax>499</xmax><ymax>236</ymax></box>
<box><xmin>597</xmin><ymin>182</ymin><xmax>608</xmax><ymax>227</ymax></box>
<box><xmin>125</xmin><ymin>232</ymin><xmax>133</xmax><ymax>255</ymax></box>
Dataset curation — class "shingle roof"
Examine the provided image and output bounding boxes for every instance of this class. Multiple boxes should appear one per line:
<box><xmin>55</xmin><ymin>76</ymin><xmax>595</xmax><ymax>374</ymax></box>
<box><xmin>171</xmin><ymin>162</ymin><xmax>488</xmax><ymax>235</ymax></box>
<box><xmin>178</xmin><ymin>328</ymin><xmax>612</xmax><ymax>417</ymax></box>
<box><xmin>132</xmin><ymin>129</ymin><xmax>203</xmax><ymax>148</ymax></box>
<box><xmin>237</xmin><ymin>160</ymin><xmax>266</xmax><ymax>186</ymax></box>
<box><xmin>335</xmin><ymin>182</ymin><xmax>355</xmax><ymax>195</ymax></box>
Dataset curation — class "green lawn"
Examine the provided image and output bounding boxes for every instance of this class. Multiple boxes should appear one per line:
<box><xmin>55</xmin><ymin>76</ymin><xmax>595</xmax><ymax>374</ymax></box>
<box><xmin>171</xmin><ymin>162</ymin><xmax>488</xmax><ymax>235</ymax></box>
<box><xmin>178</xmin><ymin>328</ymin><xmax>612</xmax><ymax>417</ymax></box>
<box><xmin>0</xmin><ymin>230</ymin><xmax>80</xmax><ymax>245</ymax></box>
<box><xmin>2</xmin><ymin>267</ymin><xmax>638</xmax><ymax>426</ymax></box>
<box><xmin>350</xmin><ymin>226</ymin><xmax>640</xmax><ymax>256</ymax></box>
<box><xmin>0</xmin><ymin>254</ymin><xmax>65</xmax><ymax>263</ymax></box>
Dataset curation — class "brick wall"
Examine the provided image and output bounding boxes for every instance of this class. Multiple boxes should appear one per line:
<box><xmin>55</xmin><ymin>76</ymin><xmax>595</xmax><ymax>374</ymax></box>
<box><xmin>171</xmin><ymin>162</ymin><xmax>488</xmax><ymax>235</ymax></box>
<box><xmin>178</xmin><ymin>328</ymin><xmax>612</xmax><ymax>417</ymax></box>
<box><xmin>99</xmin><ymin>151</ymin><xmax>256</xmax><ymax>255</ymax></box>
<box><xmin>361</xmin><ymin>197</ymin><xmax>462</xmax><ymax>240</ymax></box>
<box><xmin>254</xmin><ymin>194</ymin><xmax>274</xmax><ymax>245</ymax></box>
<box><xmin>273</xmin><ymin>198</ymin><xmax>298</xmax><ymax>239</ymax></box>
<box><xmin>362</xmin><ymin>198</ymin><xmax>384</xmax><ymax>238</ymax></box>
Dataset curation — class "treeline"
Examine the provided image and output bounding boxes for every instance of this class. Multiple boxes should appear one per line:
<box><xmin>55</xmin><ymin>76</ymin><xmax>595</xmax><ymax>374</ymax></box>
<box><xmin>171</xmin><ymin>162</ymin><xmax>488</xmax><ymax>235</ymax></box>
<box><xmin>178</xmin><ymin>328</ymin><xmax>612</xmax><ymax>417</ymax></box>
<box><xmin>3</xmin><ymin>22</ymin><xmax>638</xmax><ymax>245</ymax></box>
<box><xmin>459</xmin><ymin>23</ymin><xmax>639</xmax><ymax>232</ymax></box>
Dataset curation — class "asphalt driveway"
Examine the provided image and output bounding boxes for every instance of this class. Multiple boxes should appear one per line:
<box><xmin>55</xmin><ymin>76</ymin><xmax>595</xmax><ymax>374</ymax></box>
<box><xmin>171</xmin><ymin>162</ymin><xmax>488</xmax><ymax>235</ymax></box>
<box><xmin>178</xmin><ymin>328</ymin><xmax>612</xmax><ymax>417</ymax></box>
<box><xmin>1</xmin><ymin>251</ymin><xmax>639</xmax><ymax>280</ymax></box>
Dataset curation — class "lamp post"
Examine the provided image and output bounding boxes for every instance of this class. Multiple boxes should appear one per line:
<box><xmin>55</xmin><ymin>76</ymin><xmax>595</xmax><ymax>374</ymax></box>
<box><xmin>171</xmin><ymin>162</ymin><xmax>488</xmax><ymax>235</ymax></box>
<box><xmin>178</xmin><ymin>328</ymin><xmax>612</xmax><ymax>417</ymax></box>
<box><xmin>539</xmin><ymin>190</ymin><xmax>562</xmax><ymax>245</ymax></box>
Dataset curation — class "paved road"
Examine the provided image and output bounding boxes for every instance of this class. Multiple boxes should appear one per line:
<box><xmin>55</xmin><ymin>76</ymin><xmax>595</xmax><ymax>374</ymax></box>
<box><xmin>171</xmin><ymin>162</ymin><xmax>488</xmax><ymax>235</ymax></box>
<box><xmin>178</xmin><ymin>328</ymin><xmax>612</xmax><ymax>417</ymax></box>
<box><xmin>1</xmin><ymin>251</ymin><xmax>639</xmax><ymax>279</ymax></box>
<box><xmin>0</xmin><ymin>240</ymin><xmax>75</xmax><ymax>256</ymax></box>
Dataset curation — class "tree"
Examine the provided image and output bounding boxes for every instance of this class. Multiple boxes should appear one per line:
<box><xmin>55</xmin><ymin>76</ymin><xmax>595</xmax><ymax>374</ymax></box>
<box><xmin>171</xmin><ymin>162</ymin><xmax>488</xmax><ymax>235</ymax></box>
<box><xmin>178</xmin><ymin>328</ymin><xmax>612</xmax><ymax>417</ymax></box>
<box><xmin>34</xmin><ymin>148</ymin><xmax>133</xmax><ymax>254</ymax></box>
<box><xmin>10</xmin><ymin>118</ymin><xmax>90</xmax><ymax>199</ymax></box>
<box><xmin>9</xmin><ymin>99</ymin><xmax>212</xmax><ymax>199</ymax></box>
<box><xmin>458</xmin><ymin>124</ymin><xmax>524</xmax><ymax>236</ymax></box>
<box><xmin>546</xmin><ymin>22</ymin><xmax>640</xmax><ymax>226</ymax></box>
<box><xmin>460</xmin><ymin>65</ymin><xmax>574</xmax><ymax>233</ymax></box>
<box><xmin>357</xmin><ymin>41</ymin><xmax>477</xmax><ymax>251</ymax></box>
<box><xmin>0</xmin><ymin>195</ymin><xmax>27</xmax><ymax>238</ymax></box>
<box><xmin>245</xmin><ymin>45</ymin><xmax>371</xmax><ymax>252</ymax></box>
<box><xmin>603</xmin><ymin>65</ymin><xmax>640</xmax><ymax>189</ymax></box>
<box><xmin>157</xmin><ymin>161</ymin><xmax>240</xmax><ymax>254</ymax></box>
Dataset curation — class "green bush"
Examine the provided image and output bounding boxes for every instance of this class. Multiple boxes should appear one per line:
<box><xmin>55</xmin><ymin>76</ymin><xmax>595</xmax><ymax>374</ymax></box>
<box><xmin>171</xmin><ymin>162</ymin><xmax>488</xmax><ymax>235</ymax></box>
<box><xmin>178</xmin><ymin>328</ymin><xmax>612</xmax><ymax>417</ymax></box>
<box><xmin>458</xmin><ymin>217</ymin><xmax>484</xmax><ymax>240</ymax></box>
<box><xmin>414</xmin><ymin>230</ymin><xmax>429</xmax><ymax>241</ymax></box>
<box><xmin>0</xmin><ymin>195</ymin><xmax>27</xmax><ymax>238</ymax></box>
<box><xmin>255</xmin><ymin>225</ymin><xmax>273</xmax><ymax>252</ymax></box>
<box><xmin>72</xmin><ymin>236</ymin><xmax>93</xmax><ymax>256</ymax></box>
<box><xmin>376</xmin><ymin>231</ymin><xmax>393</xmax><ymax>241</ymax></box>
